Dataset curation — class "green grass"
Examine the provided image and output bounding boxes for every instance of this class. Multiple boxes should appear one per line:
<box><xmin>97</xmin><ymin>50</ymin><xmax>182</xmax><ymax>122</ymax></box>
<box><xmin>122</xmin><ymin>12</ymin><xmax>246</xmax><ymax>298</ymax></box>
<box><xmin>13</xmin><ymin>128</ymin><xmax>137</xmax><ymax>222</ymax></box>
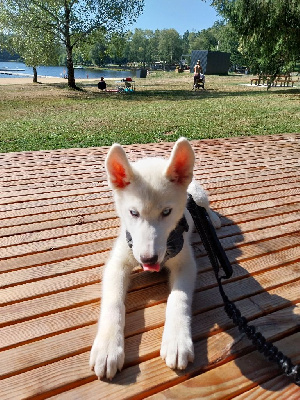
<box><xmin>0</xmin><ymin>72</ymin><xmax>299</xmax><ymax>152</ymax></box>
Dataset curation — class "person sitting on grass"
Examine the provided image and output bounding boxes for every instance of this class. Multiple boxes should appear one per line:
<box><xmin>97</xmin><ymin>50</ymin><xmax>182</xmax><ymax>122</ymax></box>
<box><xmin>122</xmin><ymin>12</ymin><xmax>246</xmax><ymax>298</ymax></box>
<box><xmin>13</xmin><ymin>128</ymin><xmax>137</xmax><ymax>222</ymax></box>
<box><xmin>98</xmin><ymin>77</ymin><xmax>106</xmax><ymax>91</ymax></box>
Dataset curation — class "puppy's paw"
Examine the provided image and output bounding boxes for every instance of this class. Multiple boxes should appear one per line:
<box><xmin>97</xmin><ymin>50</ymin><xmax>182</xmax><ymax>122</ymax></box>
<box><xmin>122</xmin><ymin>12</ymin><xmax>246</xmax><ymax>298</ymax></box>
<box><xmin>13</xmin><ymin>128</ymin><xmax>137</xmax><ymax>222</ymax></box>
<box><xmin>160</xmin><ymin>329</ymin><xmax>194</xmax><ymax>370</ymax></box>
<box><xmin>90</xmin><ymin>331</ymin><xmax>125</xmax><ymax>380</ymax></box>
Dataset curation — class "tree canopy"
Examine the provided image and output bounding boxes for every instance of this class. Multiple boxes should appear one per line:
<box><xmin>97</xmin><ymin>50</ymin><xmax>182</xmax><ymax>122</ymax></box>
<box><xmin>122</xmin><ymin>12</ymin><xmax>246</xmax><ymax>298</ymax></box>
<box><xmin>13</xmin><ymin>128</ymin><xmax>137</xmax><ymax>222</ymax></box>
<box><xmin>1</xmin><ymin>23</ymin><xmax>248</xmax><ymax>71</ymax></box>
<box><xmin>210</xmin><ymin>0</ymin><xmax>300</xmax><ymax>74</ymax></box>
<box><xmin>0</xmin><ymin>0</ymin><xmax>144</xmax><ymax>87</ymax></box>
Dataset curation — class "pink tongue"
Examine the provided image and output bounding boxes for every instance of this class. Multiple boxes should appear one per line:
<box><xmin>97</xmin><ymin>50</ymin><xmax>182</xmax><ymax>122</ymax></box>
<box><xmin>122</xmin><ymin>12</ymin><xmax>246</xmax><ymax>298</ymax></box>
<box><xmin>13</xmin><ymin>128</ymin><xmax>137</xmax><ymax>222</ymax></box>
<box><xmin>142</xmin><ymin>263</ymin><xmax>160</xmax><ymax>272</ymax></box>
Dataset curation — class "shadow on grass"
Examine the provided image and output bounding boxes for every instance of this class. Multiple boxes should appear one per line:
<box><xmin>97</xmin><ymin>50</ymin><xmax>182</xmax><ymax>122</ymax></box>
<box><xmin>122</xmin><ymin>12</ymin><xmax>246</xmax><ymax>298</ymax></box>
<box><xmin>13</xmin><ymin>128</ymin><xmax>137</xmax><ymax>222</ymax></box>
<box><xmin>72</xmin><ymin>84</ymin><xmax>300</xmax><ymax>102</ymax></box>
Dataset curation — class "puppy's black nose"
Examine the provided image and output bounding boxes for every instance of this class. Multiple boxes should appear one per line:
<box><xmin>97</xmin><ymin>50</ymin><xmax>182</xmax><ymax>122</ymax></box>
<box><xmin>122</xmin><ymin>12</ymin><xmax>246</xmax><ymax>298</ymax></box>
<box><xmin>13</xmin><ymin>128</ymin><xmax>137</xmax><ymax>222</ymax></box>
<box><xmin>140</xmin><ymin>255</ymin><xmax>158</xmax><ymax>265</ymax></box>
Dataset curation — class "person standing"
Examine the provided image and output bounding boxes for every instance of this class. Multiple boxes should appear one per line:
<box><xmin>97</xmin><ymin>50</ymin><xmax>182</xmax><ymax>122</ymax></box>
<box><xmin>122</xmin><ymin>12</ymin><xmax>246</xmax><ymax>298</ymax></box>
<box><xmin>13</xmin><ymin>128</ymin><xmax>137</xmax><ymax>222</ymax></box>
<box><xmin>193</xmin><ymin>60</ymin><xmax>203</xmax><ymax>86</ymax></box>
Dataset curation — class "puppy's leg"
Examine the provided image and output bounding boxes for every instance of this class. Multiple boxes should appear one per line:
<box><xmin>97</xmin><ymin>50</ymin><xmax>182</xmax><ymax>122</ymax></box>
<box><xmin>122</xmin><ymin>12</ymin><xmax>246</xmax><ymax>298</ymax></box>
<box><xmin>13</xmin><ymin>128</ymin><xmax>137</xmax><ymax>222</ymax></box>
<box><xmin>90</xmin><ymin>236</ymin><xmax>133</xmax><ymax>380</ymax></box>
<box><xmin>161</xmin><ymin>244</ymin><xmax>197</xmax><ymax>370</ymax></box>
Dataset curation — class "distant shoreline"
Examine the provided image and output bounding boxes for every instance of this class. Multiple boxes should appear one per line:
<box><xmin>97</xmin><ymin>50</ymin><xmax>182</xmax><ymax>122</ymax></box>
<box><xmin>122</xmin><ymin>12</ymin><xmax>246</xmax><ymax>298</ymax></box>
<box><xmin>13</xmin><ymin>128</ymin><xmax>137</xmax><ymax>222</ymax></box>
<box><xmin>0</xmin><ymin>77</ymin><xmax>103</xmax><ymax>85</ymax></box>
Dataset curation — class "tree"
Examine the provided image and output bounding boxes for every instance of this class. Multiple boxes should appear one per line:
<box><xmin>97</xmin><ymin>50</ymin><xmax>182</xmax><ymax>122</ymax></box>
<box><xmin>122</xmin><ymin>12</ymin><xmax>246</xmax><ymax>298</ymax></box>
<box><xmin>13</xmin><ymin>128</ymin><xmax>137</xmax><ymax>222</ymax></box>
<box><xmin>209</xmin><ymin>21</ymin><xmax>247</xmax><ymax>68</ymax></box>
<box><xmin>188</xmin><ymin>29</ymin><xmax>218</xmax><ymax>51</ymax></box>
<box><xmin>0</xmin><ymin>0</ymin><xmax>144</xmax><ymax>88</ymax></box>
<box><xmin>182</xmin><ymin>30</ymin><xmax>190</xmax><ymax>55</ymax></box>
<box><xmin>8</xmin><ymin>30</ymin><xmax>61</xmax><ymax>83</ymax></box>
<box><xmin>107</xmin><ymin>32</ymin><xmax>127</xmax><ymax>65</ymax></box>
<box><xmin>125</xmin><ymin>29</ymin><xmax>157</xmax><ymax>66</ymax></box>
<box><xmin>0</xmin><ymin>4</ymin><xmax>61</xmax><ymax>82</ymax></box>
<box><xmin>158</xmin><ymin>29</ymin><xmax>182</xmax><ymax>64</ymax></box>
<box><xmin>0</xmin><ymin>34</ymin><xmax>19</xmax><ymax>61</ymax></box>
<box><xmin>209</xmin><ymin>0</ymin><xmax>300</xmax><ymax>74</ymax></box>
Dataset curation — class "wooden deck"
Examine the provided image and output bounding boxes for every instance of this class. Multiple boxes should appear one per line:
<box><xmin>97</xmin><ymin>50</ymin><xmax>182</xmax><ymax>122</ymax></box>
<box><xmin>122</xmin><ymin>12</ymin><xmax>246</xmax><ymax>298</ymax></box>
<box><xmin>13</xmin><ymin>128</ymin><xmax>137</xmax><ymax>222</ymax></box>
<box><xmin>0</xmin><ymin>134</ymin><xmax>299</xmax><ymax>400</ymax></box>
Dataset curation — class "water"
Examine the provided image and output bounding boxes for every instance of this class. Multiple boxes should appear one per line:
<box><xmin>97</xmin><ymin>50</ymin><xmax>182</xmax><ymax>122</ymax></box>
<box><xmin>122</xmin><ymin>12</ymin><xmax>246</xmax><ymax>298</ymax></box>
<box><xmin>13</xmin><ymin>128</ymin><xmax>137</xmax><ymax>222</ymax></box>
<box><xmin>0</xmin><ymin>61</ymin><xmax>135</xmax><ymax>79</ymax></box>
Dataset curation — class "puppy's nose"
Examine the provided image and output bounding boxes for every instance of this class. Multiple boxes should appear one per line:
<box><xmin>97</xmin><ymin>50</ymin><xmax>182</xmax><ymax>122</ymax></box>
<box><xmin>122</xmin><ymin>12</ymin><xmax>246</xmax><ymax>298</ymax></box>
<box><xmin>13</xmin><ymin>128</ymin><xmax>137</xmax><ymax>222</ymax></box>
<box><xmin>140</xmin><ymin>255</ymin><xmax>158</xmax><ymax>265</ymax></box>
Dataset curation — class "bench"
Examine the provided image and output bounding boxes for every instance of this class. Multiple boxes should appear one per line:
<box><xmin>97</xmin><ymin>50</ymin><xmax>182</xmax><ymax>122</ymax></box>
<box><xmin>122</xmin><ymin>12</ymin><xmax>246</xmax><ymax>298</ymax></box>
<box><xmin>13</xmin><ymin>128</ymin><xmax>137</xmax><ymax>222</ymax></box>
<box><xmin>250</xmin><ymin>77</ymin><xmax>261</xmax><ymax>85</ymax></box>
<box><xmin>274</xmin><ymin>77</ymin><xmax>298</xmax><ymax>87</ymax></box>
<box><xmin>251</xmin><ymin>75</ymin><xmax>298</xmax><ymax>87</ymax></box>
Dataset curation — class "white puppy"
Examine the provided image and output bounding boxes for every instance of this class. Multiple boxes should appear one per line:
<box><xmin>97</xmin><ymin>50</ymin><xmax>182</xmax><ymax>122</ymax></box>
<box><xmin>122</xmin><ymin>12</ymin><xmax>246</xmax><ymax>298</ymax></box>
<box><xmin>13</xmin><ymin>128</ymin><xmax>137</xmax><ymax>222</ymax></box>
<box><xmin>90</xmin><ymin>138</ymin><xmax>221</xmax><ymax>379</ymax></box>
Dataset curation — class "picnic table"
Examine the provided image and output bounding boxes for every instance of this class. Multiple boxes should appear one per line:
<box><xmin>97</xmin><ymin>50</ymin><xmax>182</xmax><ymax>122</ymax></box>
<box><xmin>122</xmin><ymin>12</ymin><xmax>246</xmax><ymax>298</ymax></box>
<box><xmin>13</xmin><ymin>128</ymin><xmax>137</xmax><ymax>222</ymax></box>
<box><xmin>0</xmin><ymin>134</ymin><xmax>299</xmax><ymax>399</ymax></box>
<box><xmin>250</xmin><ymin>74</ymin><xmax>298</xmax><ymax>87</ymax></box>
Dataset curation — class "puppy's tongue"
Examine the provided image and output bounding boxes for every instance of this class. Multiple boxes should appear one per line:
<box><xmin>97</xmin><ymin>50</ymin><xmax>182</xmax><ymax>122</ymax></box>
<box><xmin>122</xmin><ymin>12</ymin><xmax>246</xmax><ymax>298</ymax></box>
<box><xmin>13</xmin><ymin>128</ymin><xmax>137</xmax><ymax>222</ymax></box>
<box><xmin>142</xmin><ymin>263</ymin><xmax>160</xmax><ymax>272</ymax></box>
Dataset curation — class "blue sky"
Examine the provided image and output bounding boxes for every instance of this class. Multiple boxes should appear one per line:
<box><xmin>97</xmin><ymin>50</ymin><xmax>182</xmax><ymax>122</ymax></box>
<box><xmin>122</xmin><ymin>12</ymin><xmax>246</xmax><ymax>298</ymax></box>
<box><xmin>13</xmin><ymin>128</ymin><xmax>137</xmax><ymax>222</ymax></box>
<box><xmin>129</xmin><ymin>0</ymin><xmax>220</xmax><ymax>35</ymax></box>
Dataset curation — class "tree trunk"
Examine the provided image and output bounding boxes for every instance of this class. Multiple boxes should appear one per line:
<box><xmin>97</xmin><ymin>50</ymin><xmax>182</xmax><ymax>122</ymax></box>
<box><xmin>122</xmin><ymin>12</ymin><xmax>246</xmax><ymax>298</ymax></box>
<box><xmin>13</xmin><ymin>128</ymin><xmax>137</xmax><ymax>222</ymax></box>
<box><xmin>64</xmin><ymin>2</ymin><xmax>76</xmax><ymax>89</ymax></box>
<box><xmin>66</xmin><ymin>46</ymin><xmax>76</xmax><ymax>89</ymax></box>
<box><xmin>33</xmin><ymin>66</ymin><xmax>38</xmax><ymax>83</ymax></box>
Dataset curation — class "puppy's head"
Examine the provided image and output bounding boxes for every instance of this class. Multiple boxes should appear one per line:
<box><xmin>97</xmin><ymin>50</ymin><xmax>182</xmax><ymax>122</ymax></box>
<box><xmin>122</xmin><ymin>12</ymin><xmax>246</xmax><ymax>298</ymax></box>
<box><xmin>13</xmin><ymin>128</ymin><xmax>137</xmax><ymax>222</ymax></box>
<box><xmin>105</xmin><ymin>138</ymin><xmax>195</xmax><ymax>272</ymax></box>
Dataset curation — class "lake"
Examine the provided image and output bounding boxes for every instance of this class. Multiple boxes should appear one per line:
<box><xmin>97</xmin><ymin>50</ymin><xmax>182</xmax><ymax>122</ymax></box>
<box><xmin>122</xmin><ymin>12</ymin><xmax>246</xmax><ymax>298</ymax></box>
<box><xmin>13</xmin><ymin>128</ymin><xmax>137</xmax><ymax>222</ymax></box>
<box><xmin>0</xmin><ymin>61</ymin><xmax>136</xmax><ymax>79</ymax></box>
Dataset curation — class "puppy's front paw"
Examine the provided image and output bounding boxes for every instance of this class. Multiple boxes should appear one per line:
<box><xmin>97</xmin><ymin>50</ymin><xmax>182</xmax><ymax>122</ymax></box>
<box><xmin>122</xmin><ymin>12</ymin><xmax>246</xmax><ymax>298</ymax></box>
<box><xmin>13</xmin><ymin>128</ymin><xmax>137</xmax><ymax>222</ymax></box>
<box><xmin>160</xmin><ymin>327</ymin><xmax>194</xmax><ymax>370</ymax></box>
<box><xmin>90</xmin><ymin>331</ymin><xmax>125</xmax><ymax>380</ymax></box>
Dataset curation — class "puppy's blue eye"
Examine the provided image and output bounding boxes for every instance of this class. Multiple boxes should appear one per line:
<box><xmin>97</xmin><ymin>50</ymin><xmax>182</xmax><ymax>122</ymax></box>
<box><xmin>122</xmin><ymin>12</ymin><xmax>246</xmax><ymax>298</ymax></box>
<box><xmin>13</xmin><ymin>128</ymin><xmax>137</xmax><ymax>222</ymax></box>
<box><xmin>130</xmin><ymin>209</ymin><xmax>140</xmax><ymax>218</ymax></box>
<box><xmin>162</xmin><ymin>208</ymin><xmax>172</xmax><ymax>217</ymax></box>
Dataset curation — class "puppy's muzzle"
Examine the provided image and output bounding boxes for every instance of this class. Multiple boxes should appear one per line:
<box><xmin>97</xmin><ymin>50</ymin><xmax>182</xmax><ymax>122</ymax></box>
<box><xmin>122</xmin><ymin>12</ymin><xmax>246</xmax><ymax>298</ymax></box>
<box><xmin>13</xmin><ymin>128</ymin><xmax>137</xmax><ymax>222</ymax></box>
<box><xmin>140</xmin><ymin>254</ymin><xmax>158</xmax><ymax>265</ymax></box>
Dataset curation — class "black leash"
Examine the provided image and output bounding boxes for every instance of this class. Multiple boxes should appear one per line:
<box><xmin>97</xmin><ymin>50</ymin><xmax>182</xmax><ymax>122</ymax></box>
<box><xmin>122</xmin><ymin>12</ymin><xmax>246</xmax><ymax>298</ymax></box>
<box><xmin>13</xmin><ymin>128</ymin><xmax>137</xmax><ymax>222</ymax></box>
<box><xmin>186</xmin><ymin>194</ymin><xmax>300</xmax><ymax>386</ymax></box>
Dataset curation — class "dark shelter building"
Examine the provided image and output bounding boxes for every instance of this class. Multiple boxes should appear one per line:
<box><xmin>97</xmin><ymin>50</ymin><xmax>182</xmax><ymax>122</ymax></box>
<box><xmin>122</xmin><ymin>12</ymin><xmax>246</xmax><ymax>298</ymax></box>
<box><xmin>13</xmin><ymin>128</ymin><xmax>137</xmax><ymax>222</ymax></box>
<box><xmin>190</xmin><ymin>50</ymin><xmax>231</xmax><ymax>74</ymax></box>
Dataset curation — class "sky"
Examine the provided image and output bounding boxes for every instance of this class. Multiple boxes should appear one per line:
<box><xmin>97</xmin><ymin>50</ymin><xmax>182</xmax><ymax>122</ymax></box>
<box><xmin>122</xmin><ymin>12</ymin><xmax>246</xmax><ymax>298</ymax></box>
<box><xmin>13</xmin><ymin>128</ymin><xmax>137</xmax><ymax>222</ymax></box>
<box><xmin>129</xmin><ymin>0</ymin><xmax>220</xmax><ymax>35</ymax></box>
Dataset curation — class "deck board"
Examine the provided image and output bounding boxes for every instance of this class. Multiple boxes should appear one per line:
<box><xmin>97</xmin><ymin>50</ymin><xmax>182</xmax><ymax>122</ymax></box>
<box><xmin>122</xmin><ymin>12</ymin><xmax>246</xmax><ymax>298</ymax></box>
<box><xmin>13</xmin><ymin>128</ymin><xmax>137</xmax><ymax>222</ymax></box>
<box><xmin>0</xmin><ymin>134</ymin><xmax>299</xmax><ymax>399</ymax></box>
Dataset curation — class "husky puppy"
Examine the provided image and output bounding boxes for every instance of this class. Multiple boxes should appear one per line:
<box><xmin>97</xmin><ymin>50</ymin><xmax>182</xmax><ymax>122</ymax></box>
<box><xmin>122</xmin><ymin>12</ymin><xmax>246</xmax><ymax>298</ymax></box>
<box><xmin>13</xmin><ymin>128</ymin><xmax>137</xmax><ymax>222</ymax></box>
<box><xmin>90</xmin><ymin>138</ymin><xmax>221</xmax><ymax>379</ymax></box>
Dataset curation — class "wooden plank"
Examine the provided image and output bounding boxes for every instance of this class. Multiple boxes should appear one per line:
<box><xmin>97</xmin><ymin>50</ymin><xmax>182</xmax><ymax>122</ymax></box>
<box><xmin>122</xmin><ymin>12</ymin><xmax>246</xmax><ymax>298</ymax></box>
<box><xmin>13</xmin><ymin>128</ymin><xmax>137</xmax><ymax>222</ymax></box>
<box><xmin>0</xmin><ymin>138</ymin><xmax>297</xmax><ymax>188</ymax></box>
<box><xmin>1</xmin><ymin>222</ymin><xmax>298</xmax><ymax>292</ymax></box>
<box><xmin>211</xmin><ymin>187</ymin><xmax>300</xmax><ymax>211</ymax></box>
<box><xmin>192</xmin><ymin>262</ymin><xmax>300</xmax><ymax>315</ymax></box>
<box><xmin>1</xmin><ymin>234</ymin><xmax>299</xmax><ymax>324</ymax></box>
<box><xmin>1</xmin><ymin>261</ymin><xmax>298</xmax><ymax>355</ymax></box>
<box><xmin>220</xmin><ymin>202</ymin><xmax>300</xmax><ymax>225</ymax></box>
<box><xmin>1</xmin><ymin>153</ymin><xmax>297</xmax><ymax>186</ymax></box>
<box><xmin>0</xmin><ymin>135</ymin><xmax>297</xmax><ymax>172</ymax></box>
<box><xmin>1</xmin><ymin>193</ymin><xmax>299</xmax><ymax>247</ymax></box>
<box><xmin>0</xmin><ymin>267</ymin><xmax>102</xmax><ymax>308</ymax></box>
<box><xmin>207</xmin><ymin>173</ymin><xmax>299</xmax><ymax>194</ymax></box>
<box><xmin>0</xmin><ymin>237</ymin><xmax>114</xmax><ymax>272</ymax></box>
<box><xmin>0</xmin><ymin>195</ymin><xmax>113</xmax><ymax>220</ymax></box>
<box><xmin>1</xmin><ymin>204</ymin><xmax>298</xmax><ymax>270</ymax></box>
<box><xmin>147</xmin><ymin>333</ymin><xmax>300</xmax><ymax>400</ymax></box>
<box><xmin>214</xmin><ymin>194</ymin><xmax>300</xmax><ymax>217</ymax></box>
<box><xmin>39</xmin><ymin>305</ymin><xmax>300</xmax><ymax>400</ymax></box>
<box><xmin>200</xmin><ymin>167</ymin><xmax>300</xmax><ymax>189</ymax></box>
<box><xmin>0</xmin><ymin>252</ymin><xmax>107</xmax><ymax>288</ymax></box>
<box><xmin>0</xmin><ymin>168</ymin><xmax>296</xmax><ymax>198</ymax></box>
<box><xmin>0</xmin><ymin>210</ymin><xmax>117</xmax><ymax>238</ymax></box>
<box><xmin>0</xmin><ymin>226</ymin><xmax>119</xmax><ymax>260</ymax></box>
<box><xmin>1</xmin><ymin>206</ymin><xmax>297</xmax><ymax>265</ymax></box>
<box><xmin>233</xmin><ymin>375</ymin><xmax>300</xmax><ymax>399</ymax></box>
<box><xmin>0</xmin><ymin>182</ymin><xmax>108</xmax><ymax>203</ymax></box>
<box><xmin>1</xmin><ymin>280</ymin><xmax>299</xmax><ymax>380</ymax></box>
<box><xmin>0</xmin><ymin>190</ymin><xmax>112</xmax><ymax>214</ymax></box>
<box><xmin>0</xmin><ymin>218</ymin><xmax>119</xmax><ymax>249</ymax></box>
<box><xmin>0</xmin><ymin>176</ymin><xmax>107</xmax><ymax>192</ymax></box>
<box><xmin>218</xmin><ymin>210</ymin><xmax>300</xmax><ymax>238</ymax></box>
<box><xmin>209</xmin><ymin>180</ymin><xmax>300</xmax><ymax>202</ymax></box>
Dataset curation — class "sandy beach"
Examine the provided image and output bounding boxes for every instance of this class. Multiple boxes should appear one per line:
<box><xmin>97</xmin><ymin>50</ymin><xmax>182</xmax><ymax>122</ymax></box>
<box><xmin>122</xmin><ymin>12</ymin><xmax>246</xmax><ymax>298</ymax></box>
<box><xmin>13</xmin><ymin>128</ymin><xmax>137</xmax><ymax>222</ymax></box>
<box><xmin>0</xmin><ymin>77</ymin><xmax>99</xmax><ymax>85</ymax></box>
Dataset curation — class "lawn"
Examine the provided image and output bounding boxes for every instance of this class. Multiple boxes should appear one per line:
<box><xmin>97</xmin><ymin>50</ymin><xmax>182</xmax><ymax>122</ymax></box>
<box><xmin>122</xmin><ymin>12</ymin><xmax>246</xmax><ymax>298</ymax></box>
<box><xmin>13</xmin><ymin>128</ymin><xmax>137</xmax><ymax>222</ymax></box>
<box><xmin>0</xmin><ymin>72</ymin><xmax>299</xmax><ymax>153</ymax></box>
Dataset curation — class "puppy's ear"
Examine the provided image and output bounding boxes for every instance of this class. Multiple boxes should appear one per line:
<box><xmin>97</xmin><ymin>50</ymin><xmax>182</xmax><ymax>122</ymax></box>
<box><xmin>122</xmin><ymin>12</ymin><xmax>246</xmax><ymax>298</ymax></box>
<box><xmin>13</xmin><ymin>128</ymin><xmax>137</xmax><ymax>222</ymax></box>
<box><xmin>105</xmin><ymin>144</ymin><xmax>133</xmax><ymax>189</ymax></box>
<box><xmin>164</xmin><ymin>137</ymin><xmax>195</xmax><ymax>187</ymax></box>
